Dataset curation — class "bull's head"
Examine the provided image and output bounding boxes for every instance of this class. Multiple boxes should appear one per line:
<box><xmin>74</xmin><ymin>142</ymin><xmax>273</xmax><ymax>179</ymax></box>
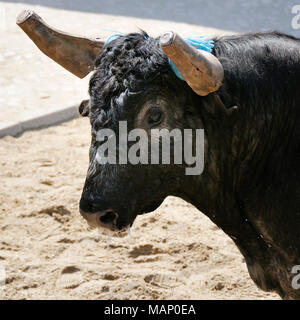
<box><xmin>17</xmin><ymin>10</ymin><xmax>225</xmax><ymax>231</ymax></box>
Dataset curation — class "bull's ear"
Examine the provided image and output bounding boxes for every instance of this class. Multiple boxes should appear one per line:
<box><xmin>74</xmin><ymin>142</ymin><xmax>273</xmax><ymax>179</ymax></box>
<box><xmin>78</xmin><ymin>99</ymin><xmax>90</xmax><ymax>117</ymax></box>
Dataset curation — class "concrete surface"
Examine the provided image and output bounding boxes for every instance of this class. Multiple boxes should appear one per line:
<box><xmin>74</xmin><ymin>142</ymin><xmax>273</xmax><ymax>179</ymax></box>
<box><xmin>2</xmin><ymin>0</ymin><xmax>299</xmax><ymax>35</ymax></box>
<box><xmin>0</xmin><ymin>1</ymin><xmax>299</xmax><ymax>137</ymax></box>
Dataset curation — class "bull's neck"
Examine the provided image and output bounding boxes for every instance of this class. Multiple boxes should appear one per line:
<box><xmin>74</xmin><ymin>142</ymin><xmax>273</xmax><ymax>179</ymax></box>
<box><xmin>177</xmin><ymin>93</ymin><xmax>238</xmax><ymax>218</ymax></box>
<box><xmin>177</xmin><ymin>89</ymin><xmax>295</xmax><ymax>227</ymax></box>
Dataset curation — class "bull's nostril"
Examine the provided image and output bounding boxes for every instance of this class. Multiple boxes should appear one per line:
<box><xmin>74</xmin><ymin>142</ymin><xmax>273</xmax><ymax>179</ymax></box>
<box><xmin>99</xmin><ymin>210</ymin><xmax>117</xmax><ymax>225</ymax></box>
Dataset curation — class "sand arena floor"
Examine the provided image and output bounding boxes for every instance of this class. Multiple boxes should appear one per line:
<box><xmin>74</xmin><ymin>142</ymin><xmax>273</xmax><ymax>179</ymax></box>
<box><xmin>0</xmin><ymin>118</ymin><xmax>279</xmax><ymax>299</ymax></box>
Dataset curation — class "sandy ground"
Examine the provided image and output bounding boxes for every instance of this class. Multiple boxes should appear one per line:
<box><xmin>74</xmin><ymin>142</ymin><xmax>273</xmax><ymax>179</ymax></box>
<box><xmin>0</xmin><ymin>118</ymin><xmax>279</xmax><ymax>300</ymax></box>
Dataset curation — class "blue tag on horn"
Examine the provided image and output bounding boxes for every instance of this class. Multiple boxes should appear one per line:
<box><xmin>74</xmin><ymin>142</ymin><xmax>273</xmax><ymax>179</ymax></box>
<box><xmin>105</xmin><ymin>34</ymin><xmax>215</xmax><ymax>81</ymax></box>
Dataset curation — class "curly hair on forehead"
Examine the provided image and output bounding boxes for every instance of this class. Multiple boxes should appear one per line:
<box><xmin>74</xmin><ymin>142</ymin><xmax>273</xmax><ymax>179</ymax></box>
<box><xmin>92</xmin><ymin>33</ymin><xmax>178</xmax><ymax>93</ymax></box>
<box><xmin>87</xmin><ymin>31</ymin><xmax>179</xmax><ymax>128</ymax></box>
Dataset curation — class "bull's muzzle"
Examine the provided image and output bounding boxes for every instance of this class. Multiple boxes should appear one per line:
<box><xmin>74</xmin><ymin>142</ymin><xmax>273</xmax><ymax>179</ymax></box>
<box><xmin>80</xmin><ymin>208</ymin><xmax>119</xmax><ymax>231</ymax></box>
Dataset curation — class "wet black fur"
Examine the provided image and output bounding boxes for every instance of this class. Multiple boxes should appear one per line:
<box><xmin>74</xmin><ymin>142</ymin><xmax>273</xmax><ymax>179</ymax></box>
<box><xmin>82</xmin><ymin>31</ymin><xmax>300</xmax><ymax>299</ymax></box>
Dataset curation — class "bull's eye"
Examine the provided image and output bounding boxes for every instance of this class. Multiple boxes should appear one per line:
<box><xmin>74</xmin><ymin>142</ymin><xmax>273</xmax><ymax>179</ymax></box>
<box><xmin>147</xmin><ymin>107</ymin><xmax>163</xmax><ymax>128</ymax></box>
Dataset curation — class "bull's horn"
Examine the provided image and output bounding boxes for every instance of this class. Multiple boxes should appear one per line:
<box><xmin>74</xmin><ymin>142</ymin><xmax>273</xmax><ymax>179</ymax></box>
<box><xmin>160</xmin><ymin>31</ymin><xmax>224</xmax><ymax>96</ymax></box>
<box><xmin>16</xmin><ymin>10</ymin><xmax>104</xmax><ymax>78</ymax></box>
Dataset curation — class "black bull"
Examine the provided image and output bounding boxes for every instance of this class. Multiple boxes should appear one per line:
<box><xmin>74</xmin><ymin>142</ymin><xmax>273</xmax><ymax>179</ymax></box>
<box><xmin>81</xmin><ymin>31</ymin><xmax>300</xmax><ymax>299</ymax></box>
<box><xmin>17</xmin><ymin>12</ymin><xmax>300</xmax><ymax>299</ymax></box>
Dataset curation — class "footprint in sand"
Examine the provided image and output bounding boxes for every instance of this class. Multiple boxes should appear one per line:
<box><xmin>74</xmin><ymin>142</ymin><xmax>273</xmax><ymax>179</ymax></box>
<box><xmin>56</xmin><ymin>265</ymin><xmax>83</xmax><ymax>289</ymax></box>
